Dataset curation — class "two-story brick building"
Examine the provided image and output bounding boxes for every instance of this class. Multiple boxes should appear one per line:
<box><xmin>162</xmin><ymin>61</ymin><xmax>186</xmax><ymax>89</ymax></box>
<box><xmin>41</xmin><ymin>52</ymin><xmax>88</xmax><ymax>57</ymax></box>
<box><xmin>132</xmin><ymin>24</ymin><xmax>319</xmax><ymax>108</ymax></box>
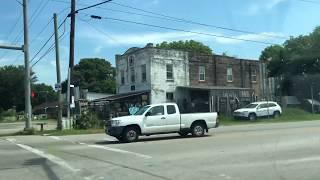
<box><xmin>110</xmin><ymin>43</ymin><xmax>263</xmax><ymax>115</ymax></box>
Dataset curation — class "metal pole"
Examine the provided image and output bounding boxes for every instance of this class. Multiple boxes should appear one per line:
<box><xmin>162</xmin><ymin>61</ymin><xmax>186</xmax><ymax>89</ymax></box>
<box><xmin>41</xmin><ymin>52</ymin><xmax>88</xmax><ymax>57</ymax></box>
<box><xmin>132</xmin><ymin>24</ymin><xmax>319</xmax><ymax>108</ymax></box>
<box><xmin>0</xmin><ymin>45</ymin><xmax>23</xmax><ymax>50</ymax></box>
<box><xmin>311</xmin><ymin>83</ymin><xmax>314</xmax><ymax>114</ymax></box>
<box><xmin>23</xmin><ymin>0</ymin><xmax>32</xmax><ymax>130</ymax></box>
<box><xmin>67</xmin><ymin>0</ymin><xmax>76</xmax><ymax>125</ymax></box>
<box><xmin>67</xmin><ymin>68</ymin><xmax>71</xmax><ymax>123</ymax></box>
<box><xmin>53</xmin><ymin>13</ymin><xmax>63</xmax><ymax>130</ymax></box>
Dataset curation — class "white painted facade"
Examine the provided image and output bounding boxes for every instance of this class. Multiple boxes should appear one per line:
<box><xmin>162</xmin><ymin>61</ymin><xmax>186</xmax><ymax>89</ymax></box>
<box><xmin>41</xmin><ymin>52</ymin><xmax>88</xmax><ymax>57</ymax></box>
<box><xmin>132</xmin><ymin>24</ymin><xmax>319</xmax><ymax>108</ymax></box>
<box><xmin>116</xmin><ymin>45</ymin><xmax>189</xmax><ymax>104</ymax></box>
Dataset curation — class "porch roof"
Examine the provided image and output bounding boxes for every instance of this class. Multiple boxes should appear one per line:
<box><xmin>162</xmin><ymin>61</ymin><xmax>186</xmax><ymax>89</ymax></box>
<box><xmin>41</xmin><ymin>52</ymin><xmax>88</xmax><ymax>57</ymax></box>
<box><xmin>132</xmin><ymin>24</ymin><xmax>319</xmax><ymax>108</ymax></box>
<box><xmin>91</xmin><ymin>90</ymin><xmax>150</xmax><ymax>103</ymax></box>
<box><xmin>177</xmin><ymin>86</ymin><xmax>252</xmax><ymax>91</ymax></box>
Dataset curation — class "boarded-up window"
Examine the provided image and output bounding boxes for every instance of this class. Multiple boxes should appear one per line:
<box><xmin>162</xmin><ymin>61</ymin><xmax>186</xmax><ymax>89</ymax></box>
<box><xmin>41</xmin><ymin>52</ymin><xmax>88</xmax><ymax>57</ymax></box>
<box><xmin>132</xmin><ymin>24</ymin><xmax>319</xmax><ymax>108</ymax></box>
<box><xmin>251</xmin><ymin>68</ymin><xmax>257</xmax><ymax>82</ymax></box>
<box><xmin>227</xmin><ymin>66</ymin><xmax>233</xmax><ymax>82</ymax></box>
<box><xmin>130</xmin><ymin>67</ymin><xmax>135</xmax><ymax>83</ymax></box>
<box><xmin>120</xmin><ymin>70</ymin><xmax>125</xmax><ymax>85</ymax></box>
<box><xmin>141</xmin><ymin>64</ymin><xmax>146</xmax><ymax>82</ymax></box>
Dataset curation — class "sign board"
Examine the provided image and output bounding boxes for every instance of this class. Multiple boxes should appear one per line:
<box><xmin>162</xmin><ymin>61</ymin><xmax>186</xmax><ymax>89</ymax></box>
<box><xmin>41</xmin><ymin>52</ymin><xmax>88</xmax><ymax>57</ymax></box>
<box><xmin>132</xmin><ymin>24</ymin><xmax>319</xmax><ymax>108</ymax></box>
<box><xmin>55</xmin><ymin>83</ymin><xmax>61</xmax><ymax>91</ymax></box>
<box><xmin>70</xmin><ymin>96</ymin><xmax>75</xmax><ymax>108</ymax></box>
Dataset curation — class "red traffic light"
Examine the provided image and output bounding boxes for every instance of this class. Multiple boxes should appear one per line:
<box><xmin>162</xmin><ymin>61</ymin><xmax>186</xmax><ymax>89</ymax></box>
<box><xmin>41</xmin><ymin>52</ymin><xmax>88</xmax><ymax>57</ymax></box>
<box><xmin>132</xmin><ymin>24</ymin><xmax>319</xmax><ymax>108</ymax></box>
<box><xmin>31</xmin><ymin>91</ymin><xmax>35</xmax><ymax>98</ymax></box>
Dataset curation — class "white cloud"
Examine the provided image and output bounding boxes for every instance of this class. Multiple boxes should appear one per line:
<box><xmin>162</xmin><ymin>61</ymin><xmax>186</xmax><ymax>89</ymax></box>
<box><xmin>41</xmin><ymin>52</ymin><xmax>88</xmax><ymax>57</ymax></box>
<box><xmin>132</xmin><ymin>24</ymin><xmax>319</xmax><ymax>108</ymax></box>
<box><xmin>78</xmin><ymin>27</ymin><xmax>282</xmax><ymax>46</ymax></box>
<box><xmin>94</xmin><ymin>46</ymin><xmax>103</xmax><ymax>54</ymax></box>
<box><xmin>50</xmin><ymin>60</ymin><xmax>56</xmax><ymax>67</ymax></box>
<box><xmin>247</xmin><ymin>0</ymin><xmax>287</xmax><ymax>15</ymax></box>
<box><xmin>151</xmin><ymin>0</ymin><xmax>159</xmax><ymax>5</ymax></box>
<box><xmin>215</xmin><ymin>32</ymin><xmax>284</xmax><ymax>44</ymax></box>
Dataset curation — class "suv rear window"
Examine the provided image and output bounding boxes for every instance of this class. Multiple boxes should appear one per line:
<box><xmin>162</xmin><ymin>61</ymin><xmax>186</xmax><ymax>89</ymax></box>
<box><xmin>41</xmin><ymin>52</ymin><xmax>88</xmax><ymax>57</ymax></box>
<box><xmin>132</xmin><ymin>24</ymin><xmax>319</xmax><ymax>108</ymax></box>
<box><xmin>268</xmin><ymin>103</ymin><xmax>277</xmax><ymax>107</ymax></box>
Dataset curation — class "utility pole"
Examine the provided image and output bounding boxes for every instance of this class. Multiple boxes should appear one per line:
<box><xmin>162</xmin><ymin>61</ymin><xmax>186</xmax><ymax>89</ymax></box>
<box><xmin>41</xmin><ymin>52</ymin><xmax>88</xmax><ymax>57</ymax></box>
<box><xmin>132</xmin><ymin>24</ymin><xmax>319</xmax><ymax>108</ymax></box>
<box><xmin>23</xmin><ymin>0</ymin><xmax>32</xmax><ymax>130</ymax></box>
<box><xmin>53</xmin><ymin>13</ymin><xmax>63</xmax><ymax>130</ymax></box>
<box><xmin>67</xmin><ymin>0</ymin><xmax>76</xmax><ymax>124</ymax></box>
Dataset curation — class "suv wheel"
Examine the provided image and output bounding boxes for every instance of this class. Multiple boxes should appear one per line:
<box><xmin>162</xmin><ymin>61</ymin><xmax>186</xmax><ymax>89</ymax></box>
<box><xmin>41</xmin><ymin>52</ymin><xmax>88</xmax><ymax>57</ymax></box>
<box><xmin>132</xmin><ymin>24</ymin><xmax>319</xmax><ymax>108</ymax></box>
<box><xmin>273</xmin><ymin>111</ymin><xmax>280</xmax><ymax>118</ymax></box>
<box><xmin>248</xmin><ymin>113</ymin><xmax>257</xmax><ymax>121</ymax></box>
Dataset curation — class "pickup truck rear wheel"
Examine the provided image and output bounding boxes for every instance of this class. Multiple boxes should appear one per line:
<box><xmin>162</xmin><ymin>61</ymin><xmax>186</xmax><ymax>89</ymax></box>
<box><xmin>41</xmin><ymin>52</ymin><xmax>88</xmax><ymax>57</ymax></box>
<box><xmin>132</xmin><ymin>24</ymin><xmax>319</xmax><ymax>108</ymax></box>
<box><xmin>191</xmin><ymin>123</ymin><xmax>205</xmax><ymax>137</ymax></box>
<box><xmin>122</xmin><ymin>127</ymin><xmax>139</xmax><ymax>143</ymax></box>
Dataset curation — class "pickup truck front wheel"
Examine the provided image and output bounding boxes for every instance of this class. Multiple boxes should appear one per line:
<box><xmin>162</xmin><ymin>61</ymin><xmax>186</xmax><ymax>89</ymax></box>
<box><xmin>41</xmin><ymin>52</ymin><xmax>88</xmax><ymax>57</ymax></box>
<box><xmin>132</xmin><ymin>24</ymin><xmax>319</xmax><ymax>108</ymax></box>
<box><xmin>191</xmin><ymin>123</ymin><xmax>205</xmax><ymax>137</ymax></box>
<box><xmin>122</xmin><ymin>127</ymin><xmax>139</xmax><ymax>143</ymax></box>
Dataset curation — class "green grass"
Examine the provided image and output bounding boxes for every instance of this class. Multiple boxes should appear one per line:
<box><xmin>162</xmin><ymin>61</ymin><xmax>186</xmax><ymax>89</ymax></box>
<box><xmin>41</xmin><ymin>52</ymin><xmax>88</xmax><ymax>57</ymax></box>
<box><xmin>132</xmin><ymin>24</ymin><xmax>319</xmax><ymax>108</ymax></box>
<box><xmin>220</xmin><ymin>107</ymin><xmax>320</xmax><ymax>126</ymax></box>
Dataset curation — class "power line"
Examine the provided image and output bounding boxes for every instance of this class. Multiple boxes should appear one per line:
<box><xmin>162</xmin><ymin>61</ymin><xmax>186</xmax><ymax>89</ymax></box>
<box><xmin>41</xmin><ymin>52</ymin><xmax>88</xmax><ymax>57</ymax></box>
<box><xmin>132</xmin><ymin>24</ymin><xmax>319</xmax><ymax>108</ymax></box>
<box><xmin>75</xmin><ymin>0</ymin><xmax>113</xmax><ymax>13</ymax></box>
<box><xmin>31</xmin><ymin>32</ymin><xmax>67</xmax><ymax>67</ymax></box>
<box><xmin>51</xmin><ymin>0</ymin><xmax>288</xmax><ymax>40</ymax></box>
<box><xmin>84</xmin><ymin>13</ymin><xmax>276</xmax><ymax>45</ymax></box>
<box><xmin>110</xmin><ymin>2</ymin><xmax>289</xmax><ymax>40</ymax></box>
<box><xmin>78</xmin><ymin>17</ymin><xmax>128</xmax><ymax>48</ymax></box>
<box><xmin>30</xmin><ymin>16</ymin><xmax>67</xmax><ymax>63</ymax></box>
<box><xmin>30</xmin><ymin>18</ymin><xmax>53</xmax><ymax>43</ymax></box>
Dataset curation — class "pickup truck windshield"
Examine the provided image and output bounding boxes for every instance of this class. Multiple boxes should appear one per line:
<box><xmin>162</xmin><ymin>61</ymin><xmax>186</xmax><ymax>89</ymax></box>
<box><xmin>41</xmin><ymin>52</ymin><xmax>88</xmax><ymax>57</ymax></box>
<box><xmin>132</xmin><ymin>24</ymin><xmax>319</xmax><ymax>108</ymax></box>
<box><xmin>134</xmin><ymin>106</ymin><xmax>150</xmax><ymax>115</ymax></box>
<box><xmin>244</xmin><ymin>104</ymin><xmax>258</xmax><ymax>108</ymax></box>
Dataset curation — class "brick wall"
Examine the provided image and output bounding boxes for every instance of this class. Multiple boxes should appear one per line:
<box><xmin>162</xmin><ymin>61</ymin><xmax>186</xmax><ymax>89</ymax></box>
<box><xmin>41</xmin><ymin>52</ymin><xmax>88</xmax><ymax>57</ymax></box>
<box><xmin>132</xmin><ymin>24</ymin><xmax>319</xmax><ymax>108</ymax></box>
<box><xmin>189</xmin><ymin>54</ymin><xmax>261</xmax><ymax>94</ymax></box>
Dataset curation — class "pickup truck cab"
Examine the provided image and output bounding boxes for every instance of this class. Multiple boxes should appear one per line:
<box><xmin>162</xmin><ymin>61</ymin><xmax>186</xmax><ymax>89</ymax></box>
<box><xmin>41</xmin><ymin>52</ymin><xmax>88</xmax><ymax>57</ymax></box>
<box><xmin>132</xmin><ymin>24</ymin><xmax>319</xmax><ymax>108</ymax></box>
<box><xmin>105</xmin><ymin>103</ymin><xmax>218</xmax><ymax>142</ymax></box>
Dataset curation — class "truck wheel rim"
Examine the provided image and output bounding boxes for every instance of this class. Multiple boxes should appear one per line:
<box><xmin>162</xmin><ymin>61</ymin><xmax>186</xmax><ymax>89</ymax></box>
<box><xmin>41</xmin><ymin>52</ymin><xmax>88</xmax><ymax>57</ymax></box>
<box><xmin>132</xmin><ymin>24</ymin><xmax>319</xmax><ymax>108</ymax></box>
<box><xmin>127</xmin><ymin>130</ymin><xmax>137</xmax><ymax>141</ymax></box>
<box><xmin>194</xmin><ymin>126</ymin><xmax>203</xmax><ymax>135</ymax></box>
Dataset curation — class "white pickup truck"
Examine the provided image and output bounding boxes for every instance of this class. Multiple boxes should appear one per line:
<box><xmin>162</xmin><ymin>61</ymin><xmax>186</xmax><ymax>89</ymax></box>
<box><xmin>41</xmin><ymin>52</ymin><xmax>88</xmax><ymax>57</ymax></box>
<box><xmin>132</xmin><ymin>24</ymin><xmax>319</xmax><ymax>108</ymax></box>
<box><xmin>105</xmin><ymin>103</ymin><xmax>219</xmax><ymax>142</ymax></box>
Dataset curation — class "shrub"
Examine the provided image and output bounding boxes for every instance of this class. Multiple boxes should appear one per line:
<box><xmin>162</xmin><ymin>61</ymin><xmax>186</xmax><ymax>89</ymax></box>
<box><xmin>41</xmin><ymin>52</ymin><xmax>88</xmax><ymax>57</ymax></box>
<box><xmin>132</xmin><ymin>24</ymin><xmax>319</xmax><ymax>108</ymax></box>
<box><xmin>75</xmin><ymin>111</ymin><xmax>102</xmax><ymax>129</ymax></box>
<box><xmin>16</xmin><ymin>128</ymin><xmax>36</xmax><ymax>135</ymax></box>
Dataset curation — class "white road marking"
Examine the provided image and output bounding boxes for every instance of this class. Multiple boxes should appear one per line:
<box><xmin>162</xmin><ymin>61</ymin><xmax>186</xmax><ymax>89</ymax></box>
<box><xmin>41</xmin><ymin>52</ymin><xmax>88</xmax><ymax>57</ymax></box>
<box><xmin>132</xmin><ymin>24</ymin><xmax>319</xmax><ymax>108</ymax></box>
<box><xmin>280</xmin><ymin>156</ymin><xmax>320</xmax><ymax>165</ymax></box>
<box><xmin>6</xmin><ymin>138</ymin><xmax>80</xmax><ymax>173</ymax></box>
<box><xmin>48</xmin><ymin>136</ymin><xmax>151</xmax><ymax>159</ymax></box>
<box><xmin>86</xmin><ymin>143</ymin><xmax>152</xmax><ymax>159</ymax></box>
<box><xmin>6</xmin><ymin>138</ymin><xmax>17</xmax><ymax>143</ymax></box>
<box><xmin>48</xmin><ymin>136</ymin><xmax>61</xmax><ymax>141</ymax></box>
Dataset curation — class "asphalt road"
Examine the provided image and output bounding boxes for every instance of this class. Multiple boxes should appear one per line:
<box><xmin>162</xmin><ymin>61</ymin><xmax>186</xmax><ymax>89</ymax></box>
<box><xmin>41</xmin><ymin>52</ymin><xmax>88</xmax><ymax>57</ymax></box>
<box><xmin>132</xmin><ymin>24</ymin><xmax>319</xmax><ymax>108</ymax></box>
<box><xmin>1</xmin><ymin>120</ymin><xmax>320</xmax><ymax>180</ymax></box>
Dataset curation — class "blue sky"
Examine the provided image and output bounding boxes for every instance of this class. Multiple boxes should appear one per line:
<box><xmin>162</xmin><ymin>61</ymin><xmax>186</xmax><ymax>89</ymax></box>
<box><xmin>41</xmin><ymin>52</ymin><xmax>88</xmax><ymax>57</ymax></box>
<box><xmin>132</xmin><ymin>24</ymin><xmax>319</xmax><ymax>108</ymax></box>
<box><xmin>0</xmin><ymin>0</ymin><xmax>320</xmax><ymax>86</ymax></box>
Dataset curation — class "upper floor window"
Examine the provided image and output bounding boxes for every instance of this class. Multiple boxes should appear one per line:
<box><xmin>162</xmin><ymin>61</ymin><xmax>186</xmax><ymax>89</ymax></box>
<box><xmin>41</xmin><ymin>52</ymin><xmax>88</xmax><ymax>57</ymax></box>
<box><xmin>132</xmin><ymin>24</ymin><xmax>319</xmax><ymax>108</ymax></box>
<box><xmin>166</xmin><ymin>92</ymin><xmax>174</xmax><ymax>102</ymax></box>
<box><xmin>128</xmin><ymin>55</ymin><xmax>134</xmax><ymax>66</ymax></box>
<box><xmin>251</xmin><ymin>68</ymin><xmax>257</xmax><ymax>82</ymax></box>
<box><xmin>227</xmin><ymin>66</ymin><xmax>233</xmax><ymax>82</ymax></box>
<box><xmin>130</xmin><ymin>67</ymin><xmax>135</xmax><ymax>83</ymax></box>
<box><xmin>141</xmin><ymin>64</ymin><xmax>146</xmax><ymax>82</ymax></box>
<box><xmin>199</xmin><ymin>66</ymin><xmax>205</xmax><ymax>81</ymax></box>
<box><xmin>120</xmin><ymin>70</ymin><xmax>125</xmax><ymax>85</ymax></box>
<box><xmin>166</xmin><ymin>64</ymin><xmax>174</xmax><ymax>81</ymax></box>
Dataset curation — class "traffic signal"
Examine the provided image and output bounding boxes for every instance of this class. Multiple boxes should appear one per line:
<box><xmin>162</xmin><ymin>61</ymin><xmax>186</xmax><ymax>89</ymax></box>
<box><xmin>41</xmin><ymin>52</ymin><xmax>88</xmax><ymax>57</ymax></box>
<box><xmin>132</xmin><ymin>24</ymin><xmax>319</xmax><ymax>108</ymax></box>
<box><xmin>31</xmin><ymin>91</ymin><xmax>36</xmax><ymax>98</ymax></box>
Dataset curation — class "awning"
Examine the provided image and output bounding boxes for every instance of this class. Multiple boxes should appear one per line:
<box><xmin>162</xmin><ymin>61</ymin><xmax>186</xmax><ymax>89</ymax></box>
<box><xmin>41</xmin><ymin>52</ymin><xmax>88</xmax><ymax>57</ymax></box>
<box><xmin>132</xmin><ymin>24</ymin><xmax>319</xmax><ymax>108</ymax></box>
<box><xmin>91</xmin><ymin>90</ymin><xmax>150</xmax><ymax>103</ymax></box>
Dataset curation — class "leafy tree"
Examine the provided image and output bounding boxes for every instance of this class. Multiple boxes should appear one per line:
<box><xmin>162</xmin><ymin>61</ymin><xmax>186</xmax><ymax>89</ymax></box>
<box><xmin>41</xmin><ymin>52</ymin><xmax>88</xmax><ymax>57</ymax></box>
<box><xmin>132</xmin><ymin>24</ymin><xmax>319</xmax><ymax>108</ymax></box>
<box><xmin>31</xmin><ymin>83</ymin><xmax>58</xmax><ymax>107</ymax></box>
<box><xmin>156</xmin><ymin>40</ymin><xmax>213</xmax><ymax>55</ymax></box>
<box><xmin>0</xmin><ymin>65</ymin><xmax>37</xmax><ymax>111</ymax></box>
<box><xmin>260</xmin><ymin>26</ymin><xmax>320</xmax><ymax>77</ymax></box>
<box><xmin>62</xmin><ymin>58</ymin><xmax>116</xmax><ymax>94</ymax></box>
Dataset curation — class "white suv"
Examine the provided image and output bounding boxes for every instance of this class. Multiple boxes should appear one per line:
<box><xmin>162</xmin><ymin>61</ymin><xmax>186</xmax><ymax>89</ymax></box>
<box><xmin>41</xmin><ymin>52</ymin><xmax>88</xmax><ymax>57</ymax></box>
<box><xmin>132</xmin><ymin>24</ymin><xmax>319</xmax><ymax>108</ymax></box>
<box><xmin>233</xmin><ymin>101</ymin><xmax>282</xmax><ymax>120</ymax></box>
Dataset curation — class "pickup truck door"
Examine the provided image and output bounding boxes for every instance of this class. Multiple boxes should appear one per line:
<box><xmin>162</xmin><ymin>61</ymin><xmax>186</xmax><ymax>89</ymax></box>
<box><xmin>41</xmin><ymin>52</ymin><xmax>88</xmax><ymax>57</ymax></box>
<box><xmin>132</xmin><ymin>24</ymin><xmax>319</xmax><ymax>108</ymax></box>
<box><xmin>165</xmin><ymin>105</ymin><xmax>181</xmax><ymax>132</ymax></box>
<box><xmin>143</xmin><ymin>105</ymin><xmax>167</xmax><ymax>134</ymax></box>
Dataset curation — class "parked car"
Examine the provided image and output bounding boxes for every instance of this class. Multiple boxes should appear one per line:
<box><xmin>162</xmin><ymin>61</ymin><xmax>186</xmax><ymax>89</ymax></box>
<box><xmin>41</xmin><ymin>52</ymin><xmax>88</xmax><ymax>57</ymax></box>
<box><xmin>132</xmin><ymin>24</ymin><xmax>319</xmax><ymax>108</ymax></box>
<box><xmin>233</xmin><ymin>101</ymin><xmax>282</xmax><ymax>121</ymax></box>
<box><xmin>105</xmin><ymin>103</ymin><xmax>219</xmax><ymax>142</ymax></box>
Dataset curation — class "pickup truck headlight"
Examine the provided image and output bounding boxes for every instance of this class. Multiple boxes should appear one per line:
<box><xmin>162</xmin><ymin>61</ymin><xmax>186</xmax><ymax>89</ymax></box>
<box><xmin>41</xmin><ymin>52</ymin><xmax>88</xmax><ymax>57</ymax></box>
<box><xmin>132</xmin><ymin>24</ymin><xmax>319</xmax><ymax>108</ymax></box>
<box><xmin>111</xmin><ymin>120</ymin><xmax>121</xmax><ymax>127</ymax></box>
